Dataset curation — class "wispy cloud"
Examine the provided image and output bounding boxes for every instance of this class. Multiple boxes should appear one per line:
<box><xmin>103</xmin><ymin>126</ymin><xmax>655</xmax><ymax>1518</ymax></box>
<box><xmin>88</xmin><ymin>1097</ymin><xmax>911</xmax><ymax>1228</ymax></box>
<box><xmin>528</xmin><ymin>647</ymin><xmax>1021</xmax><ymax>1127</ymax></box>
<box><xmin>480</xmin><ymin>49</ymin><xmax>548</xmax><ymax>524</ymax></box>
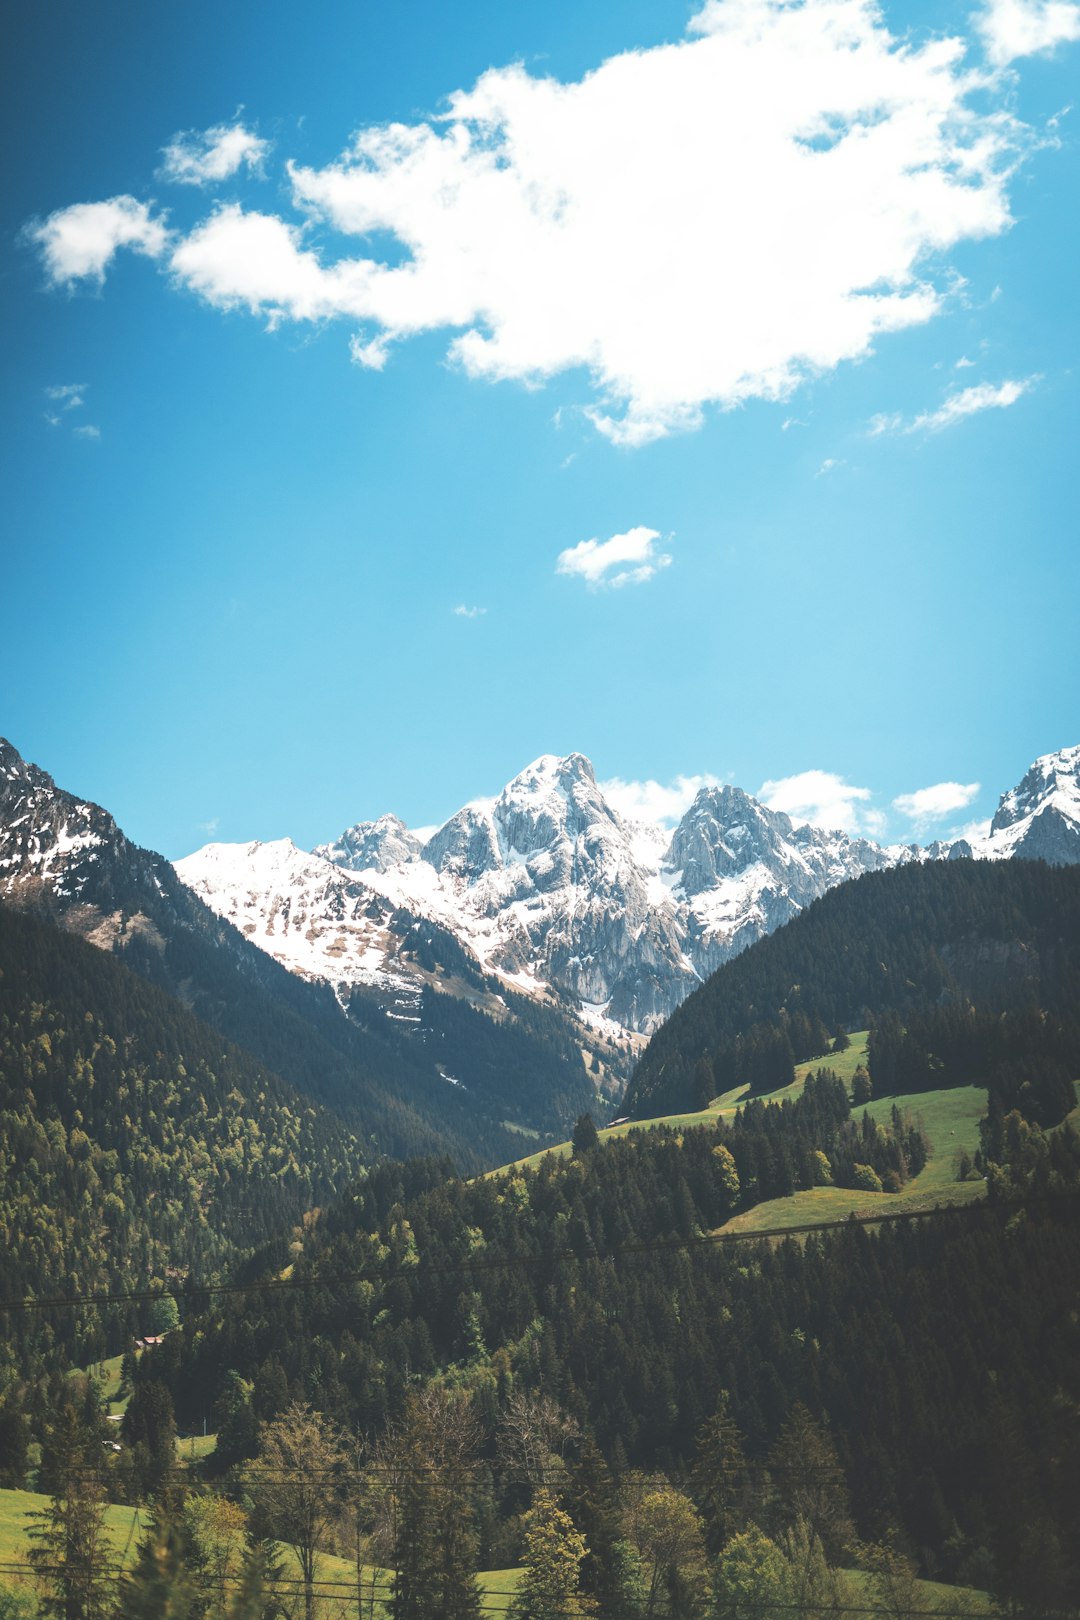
<box><xmin>815</xmin><ymin>457</ymin><xmax>844</xmax><ymax>476</ymax></box>
<box><xmin>160</xmin><ymin>122</ymin><xmax>270</xmax><ymax>187</ymax></box>
<box><xmin>869</xmin><ymin>376</ymin><xmax>1038</xmax><ymax>435</ymax></box>
<box><xmin>760</xmin><ymin>769</ymin><xmax>885</xmax><ymax>837</ymax></box>
<box><xmin>45</xmin><ymin>383</ymin><xmax>87</xmax><ymax>410</ymax></box>
<box><xmin>601</xmin><ymin>772</ymin><xmax>723</xmax><ymax>827</ymax></box>
<box><xmin>976</xmin><ymin>0</ymin><xmax>1080</xmax><ymax>64</ymax></box>
<box><xmin>453</xmin><ymin>604</ymin><xmax>487</xmax><ymax>619</ymax></box>
<box><xmin>556</xmin><ymin>526</ymin><xmax>672</xmax><ymax>590</ymax></box>
<box><xmin>72</xmin><ymin>424</ymin><xmax>101</xmax><ymax>440</ymax></box>
<box><xmin>26</xmin><ymin>0</ymin><xmax>1044</xmax><ymax>444</ymax></box>
<box><xmin>893</xmin><ymin>780</ymin><xmax>981</xmax><ymax>832</ymax></box>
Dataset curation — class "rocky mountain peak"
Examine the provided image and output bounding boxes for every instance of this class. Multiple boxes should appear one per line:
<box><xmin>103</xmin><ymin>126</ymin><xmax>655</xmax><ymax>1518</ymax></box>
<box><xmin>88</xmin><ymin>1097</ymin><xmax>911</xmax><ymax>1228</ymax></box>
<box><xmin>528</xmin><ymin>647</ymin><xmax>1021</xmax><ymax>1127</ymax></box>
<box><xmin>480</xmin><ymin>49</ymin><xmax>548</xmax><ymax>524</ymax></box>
<box><xmin>0</xmin><ymin>738</ymin><xmax>114</xmax><ymax>906</ymax></box>
<box><xmin>667</xmin><ymin>783</ymin><xmax>795</xmax><ymax>893</ymax></box>
<box><xmin>985</xmin><ymin>744</ymin><xmax>1080</xmax><ymax>865</ymax></box>
<box><xmin>315</xmin><ymin>813</ymin><xmax>423</xmax><ymax>873</ymax></box>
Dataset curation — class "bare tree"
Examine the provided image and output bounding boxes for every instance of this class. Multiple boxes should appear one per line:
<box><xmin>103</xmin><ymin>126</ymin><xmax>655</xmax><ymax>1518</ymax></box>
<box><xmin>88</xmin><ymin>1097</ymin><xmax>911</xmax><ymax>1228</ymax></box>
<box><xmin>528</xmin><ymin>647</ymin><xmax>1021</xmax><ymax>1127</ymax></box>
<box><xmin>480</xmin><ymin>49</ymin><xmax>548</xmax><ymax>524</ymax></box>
<box><xmin>246</xmin><ymin>1401</ymin><xmax>348</xmax><ymax>1620</ymax></box>
<box><xmin>498</xmin><ymin>1390</ymin><xmax>580</xmax><ymax>1491</ymax></box>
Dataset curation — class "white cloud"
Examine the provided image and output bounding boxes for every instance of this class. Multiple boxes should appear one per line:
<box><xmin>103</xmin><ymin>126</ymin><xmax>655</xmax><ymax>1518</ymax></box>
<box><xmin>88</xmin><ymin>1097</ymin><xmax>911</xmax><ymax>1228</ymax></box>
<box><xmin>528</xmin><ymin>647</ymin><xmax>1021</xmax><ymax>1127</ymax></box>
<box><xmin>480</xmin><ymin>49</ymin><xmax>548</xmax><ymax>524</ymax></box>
<box><xmin>453</xmin><ymin>603</ymin><xmax>487</xmax><ymax>618</ymax></box>
<box><xmin>815</xmin><ymin>456</ymin><xmax>844</xmax><ymax>475</ymax></box>
<box><xmin>760</xmin><ymin>768</ymin><xmax>880</xmax><ymax>835</ymax></box>
<box><xmin>72</xmin><ymin>423</ymin><xmax>101</xmax><ymax>440</ymax></box>
<box><xmin>893</xmin><ymin>780</ymin><xmax>981</xmax><ymax>830</ymax></box>
<box><xmin>954</xmin><ymin>354</ymin><xmax>975</xmax><ymax>367</ymax></box>
<box><xmin>27</xmin><ymin>196</ymin><xmax>169</xmax><ymax>286</ymax></box>
<box><xmin>950</xmin><ymin>815</ymin><xmax>992</xmax><ymax>844</ymax></box>
<box><xmin>601</xmin><ymin>772</ymin><xmax>724</xmax><ymax>827</ymax></box>
<box><xmin>869</xmin><ymin>375</ymin><xmax>1037</xmax><ymax>434</ymax></box>
<box><xmin>45</xmin><ymin>383</ymin><xmax>87</xmax><ymax>410</ymax></box>
<box><xmin>556</xmin><ymin>525</ymin><xmax>672</xmax><ymax>589</ymax></box>
<box><xmin>31</xmin><ymin>0</ymin><xmax>1041</xmax><ymax>442</ymax></box>
<box><xmin>977</xmin><ymin>0</ymin><xmax>1080</xmax><ymax>64</ymax></box>
<box><xmin>160</xmin><ymin>122</ymin><xmax>270</xmax><ymax>186</ymax></box>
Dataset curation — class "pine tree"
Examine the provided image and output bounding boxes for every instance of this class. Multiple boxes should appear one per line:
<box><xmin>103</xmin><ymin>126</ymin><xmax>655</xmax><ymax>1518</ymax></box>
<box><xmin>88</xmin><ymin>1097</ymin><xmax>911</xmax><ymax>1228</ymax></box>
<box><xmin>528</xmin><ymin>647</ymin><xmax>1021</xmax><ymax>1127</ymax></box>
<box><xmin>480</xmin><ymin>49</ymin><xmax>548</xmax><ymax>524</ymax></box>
<box><xmin>27</xmin><ymin>1405</ymin><xmax>116</xmax><ymax>1620</ymax></box>
<box><xmin>117</xmin><ymin>1491</ymin><xmax>195</xmax><ymax>1620</ymax></box>
<box><xmin>690</xmin><ymin>1395</ymin><xmax>752</xmax><ymax>1556</ymax></box>
<box><xmin>569</xmin><ymin>1438</ymin><xmax>627</xmax><ymax>1617</ymax></box>
<box><xmin>572</xmin><ymin>1115</ymin><xmax>601</xmax><ymax>1157</ymax></box>
<box><xmin>766</xmin><ymin>1405</ymin><xmax>854</xmax><ymax>1563</ymax></box>
<box><xmin>510</xmin><ymin>1488</ymin><xmax>596</xmax><ymax>1619</ymax></box>
<box><xmin>388</xmin><ymin>1389</ymin><xmax>482</xmax><ymax>1620</ymax></box>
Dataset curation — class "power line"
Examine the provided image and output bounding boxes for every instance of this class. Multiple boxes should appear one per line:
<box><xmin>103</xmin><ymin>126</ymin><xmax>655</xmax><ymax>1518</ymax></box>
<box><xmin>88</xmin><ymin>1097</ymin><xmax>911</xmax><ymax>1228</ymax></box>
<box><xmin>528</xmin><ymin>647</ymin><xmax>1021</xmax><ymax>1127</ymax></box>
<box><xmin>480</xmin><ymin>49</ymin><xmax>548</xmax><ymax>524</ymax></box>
<box><xmin>0</xmin><ymin>1198</ymin><xmax>988</xmax><ymax>1315</ymax></box>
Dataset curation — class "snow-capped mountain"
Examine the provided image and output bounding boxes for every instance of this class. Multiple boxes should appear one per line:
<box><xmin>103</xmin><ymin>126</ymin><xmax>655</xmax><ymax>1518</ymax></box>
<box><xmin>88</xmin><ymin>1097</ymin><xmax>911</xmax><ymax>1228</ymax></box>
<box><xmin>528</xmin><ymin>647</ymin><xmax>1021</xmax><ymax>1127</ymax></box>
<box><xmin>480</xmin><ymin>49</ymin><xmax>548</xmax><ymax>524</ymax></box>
<box><xmin>176</xmin><ymin>745</ymin><xmax>1080</xmax><ymax>1037</ymax></box>
<box><xmin>0</xmin><ymin>736</ymin><xmax>598</xmax><ymax>1155</ymax></box>
<box><xmin>175</xmin><ymin>835</ymin><xmax>434</xmax><ymax>999</ymax></box>
<box><xmin>976</xmin><ymin>744</ymin><xmax>1080</xmax><ymax>865</ymax></box>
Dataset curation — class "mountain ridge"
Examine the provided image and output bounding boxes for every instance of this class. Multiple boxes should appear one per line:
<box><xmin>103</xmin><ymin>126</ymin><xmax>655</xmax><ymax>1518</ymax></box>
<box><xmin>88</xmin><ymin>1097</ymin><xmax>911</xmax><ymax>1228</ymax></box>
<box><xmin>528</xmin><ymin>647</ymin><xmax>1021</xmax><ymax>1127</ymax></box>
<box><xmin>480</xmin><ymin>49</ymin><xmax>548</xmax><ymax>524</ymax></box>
<box><xmin>176</xmin><ymin>743</ymin><xmax>1080</xmax><ymax>1039</ymax></box>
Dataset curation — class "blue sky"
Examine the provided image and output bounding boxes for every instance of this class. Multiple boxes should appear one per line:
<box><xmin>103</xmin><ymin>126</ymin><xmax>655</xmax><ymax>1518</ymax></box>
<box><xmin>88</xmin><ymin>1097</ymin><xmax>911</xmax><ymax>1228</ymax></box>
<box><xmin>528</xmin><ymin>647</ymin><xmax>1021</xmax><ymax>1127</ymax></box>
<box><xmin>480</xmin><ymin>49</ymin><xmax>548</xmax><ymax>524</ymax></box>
<box><xmin>3</xmin><ymin>0</ymin><xmax>1078</xmax><ymax>858</ymax></box>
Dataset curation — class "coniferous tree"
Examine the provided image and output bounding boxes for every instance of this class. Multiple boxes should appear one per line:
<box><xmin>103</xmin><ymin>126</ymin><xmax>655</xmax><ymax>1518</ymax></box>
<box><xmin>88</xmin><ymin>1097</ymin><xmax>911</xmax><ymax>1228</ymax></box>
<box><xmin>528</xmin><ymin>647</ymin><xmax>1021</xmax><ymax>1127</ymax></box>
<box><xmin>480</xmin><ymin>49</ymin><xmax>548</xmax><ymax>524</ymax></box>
<box><xmin>766</xmin><ymin>1406</ymin><xmax>854</xmax><ymax>1563</ymax></box>
<box><xmin>690</xmin><ymin>1395</ymin><xmax>752</xmax><ymax>1557</ymax></box>
<box><xmin>510</xmin><ymin>1488</ymin><xmax>596</xmax><ymax>1619</ymax></box>
<box><xmin>118</xmin><ymin>1490</ymin><xmax>195</xmax><ymax>1620</ymax></box>
<box><xmin>569</xmin><ymin>1437</ymin><xmax>628</xmax><ymax>1617</ymax></box>
<box><xmin>27</xmin><ymin>1404</ymin><xmax>116</xmax><ymax>1620</ymax></box>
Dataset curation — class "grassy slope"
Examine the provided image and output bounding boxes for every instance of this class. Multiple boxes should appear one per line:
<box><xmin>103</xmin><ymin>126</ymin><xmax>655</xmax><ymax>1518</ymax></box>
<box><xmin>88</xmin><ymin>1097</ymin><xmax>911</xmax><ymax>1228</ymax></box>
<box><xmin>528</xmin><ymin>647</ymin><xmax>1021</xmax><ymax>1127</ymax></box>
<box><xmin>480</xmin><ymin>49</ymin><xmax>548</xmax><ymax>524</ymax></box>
<box><xmin>0</xmin><ymin>1484</ymin><xmax>516</xmax><ymax>1615</ymax></box>
<box><xmin>720</xmin><ymin>1081</ymin><xmax>988</xmax><ymax>1235</ymax></box>
<box><xmin>0</xmin><ymin>1487</ymin><xmax>145</xmax><ymax>1582</ymax></box>
<box><xmin>486</xmin><ymin>1031</ymin><xmax>991</xmax><ymax>1235</ymax></box>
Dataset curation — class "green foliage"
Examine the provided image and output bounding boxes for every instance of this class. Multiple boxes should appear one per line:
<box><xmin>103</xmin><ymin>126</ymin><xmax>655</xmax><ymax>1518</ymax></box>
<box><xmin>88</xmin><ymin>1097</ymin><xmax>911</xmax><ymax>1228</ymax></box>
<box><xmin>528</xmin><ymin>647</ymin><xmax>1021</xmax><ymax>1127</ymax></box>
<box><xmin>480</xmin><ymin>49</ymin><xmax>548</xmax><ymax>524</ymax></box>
<box><xmin>118</xmin><ymin>1494</ymin><xmax>196</xmax><ymax>1620</ymax></box>
<box><xmin>26</xmin><ymin>1414</ymin><xmax>116</xmax><ymax>1620</ymax></box>
<box><xmin>572</xmin><ymin>1115</ymin><xmax>600</xmax><ymax>1158</ymax></box>
<box><xmin>384</xmin><ymin>1389</ymin><xmax>482</xmax><ymax>1620</ymax></box>
<box><xmin>120</xmin><ymin>1382</ymin><xmax>176</xmax><ymax>1501</ymax></box>
<box><xmin>851</xmin><ymin>1065</ymin><xmax>872</xmax><ymax>1106</ymax></box>
<box><xmin>245</xmin><ymin>1403</ymin><xmax>348</xmax><ymax>1620</ymax></box>
<box><xmin>147</xmin><ymin>1298</ymin><xmax>180</xmax><ymax>1338</ymax></box>
<box><xmin>623</xmin><ymin>1478</ymin><xmax>707</xmax><ymax>1617</ymax></box>
<box><xmin>711</xmin><ymin>1524</ymin><xmax>790</xmax><ymax>1620</ymax></box>
<box><xmin>509</xmin><ymin>1488</ymin><xmax>595</xmax><ymax>1619</ymax></box>
<box><xmin>160</xmin><ymin>1099</ymin><xmax>1080</xmax><ymax>1601</ymax></box>
<box><xmin>766</xmin><ymin>1406</ymin><xmax>854</xmax><ymax>1565</ymax></box>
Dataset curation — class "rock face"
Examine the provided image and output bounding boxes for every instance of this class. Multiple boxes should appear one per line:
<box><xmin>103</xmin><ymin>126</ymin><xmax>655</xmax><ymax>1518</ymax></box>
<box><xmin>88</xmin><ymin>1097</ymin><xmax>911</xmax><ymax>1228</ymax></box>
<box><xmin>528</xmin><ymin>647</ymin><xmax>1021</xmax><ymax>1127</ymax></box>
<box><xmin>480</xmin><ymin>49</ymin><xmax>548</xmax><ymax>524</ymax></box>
<box><xmin>315</xmin><ymin>814</ymin><xmax>424</xmax><ymax>874</ymax></box>
<box><xmin>176</xmin><ymin>837</ymin><xmax>420</xmax><ymax>996</ymax></box>
<box><xmin>0</xmin><ymin>737</ymin><xmax>173</xmax><ymax>950</ymax></box>
<box><xmin>979</xmin><ymin>745</ymin><xmax>1080</xmax><ymax>865</ymax></box>
<box><xmin>668</xmin><ymin>784</ymin><xmax>901</xmax><ymax>984</ymax></box>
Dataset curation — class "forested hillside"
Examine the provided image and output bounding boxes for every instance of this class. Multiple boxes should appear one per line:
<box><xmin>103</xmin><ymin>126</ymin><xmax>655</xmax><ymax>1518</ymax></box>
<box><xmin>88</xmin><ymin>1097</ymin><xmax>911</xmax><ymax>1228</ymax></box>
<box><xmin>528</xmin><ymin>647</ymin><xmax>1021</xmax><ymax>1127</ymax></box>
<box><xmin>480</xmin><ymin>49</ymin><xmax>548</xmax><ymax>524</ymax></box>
<box><xmin>0</xmin><ymin>903</ymin><xmax>364</xmax><ymax>1375</ymax></box>
<box><xmin>114</xmin><ymin>1095</ymin><xmax>1080</xmax><ymax>1611</ymax></box>
<box><xmin>625</xmin><ymin>859</ymin><xmax>1080</xmax><ymax>1117</ymax></box>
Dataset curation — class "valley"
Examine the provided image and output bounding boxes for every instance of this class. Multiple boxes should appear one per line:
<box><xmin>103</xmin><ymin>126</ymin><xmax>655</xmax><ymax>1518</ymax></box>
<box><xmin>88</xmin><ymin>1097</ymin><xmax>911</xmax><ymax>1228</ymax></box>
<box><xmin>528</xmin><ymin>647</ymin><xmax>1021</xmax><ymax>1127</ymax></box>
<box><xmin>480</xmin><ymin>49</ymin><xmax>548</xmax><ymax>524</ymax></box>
<box><xmin>1</xmin><ymin>737</ymin><xmax>1078</xmax><ymax>1616</ymax></box>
